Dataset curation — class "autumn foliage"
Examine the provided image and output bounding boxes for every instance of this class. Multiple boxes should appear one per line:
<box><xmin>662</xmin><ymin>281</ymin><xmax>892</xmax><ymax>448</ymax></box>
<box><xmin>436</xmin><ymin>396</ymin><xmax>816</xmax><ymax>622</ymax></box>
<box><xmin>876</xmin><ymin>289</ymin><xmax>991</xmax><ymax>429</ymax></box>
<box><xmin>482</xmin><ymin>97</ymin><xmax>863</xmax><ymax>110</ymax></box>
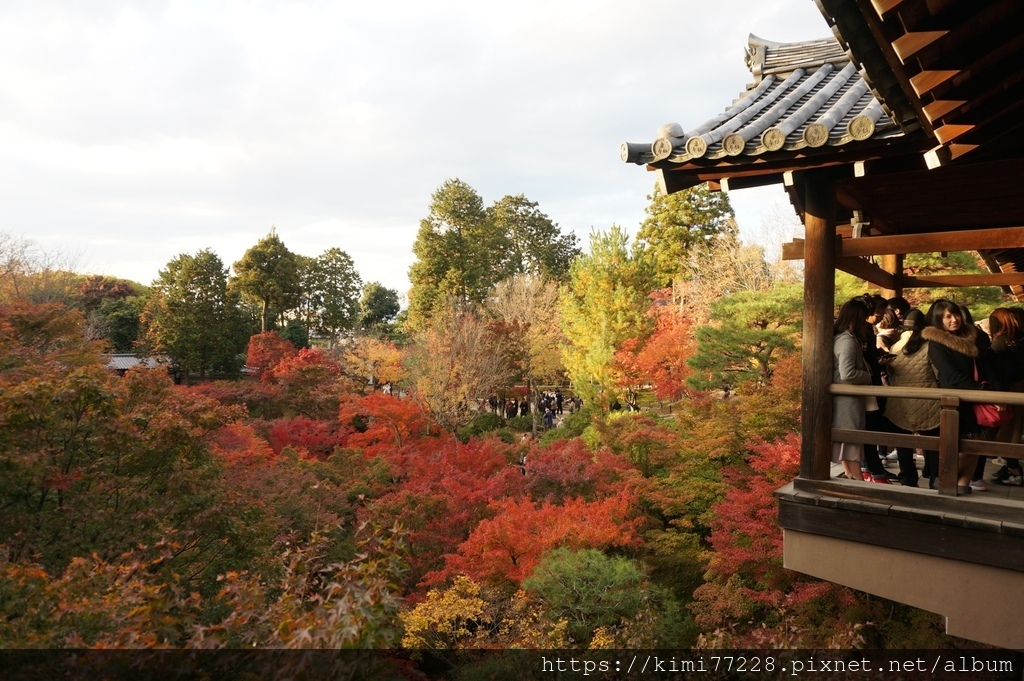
<box><xmin>0</xmin><ymin>285</ymin><xmax>960</xmax><ymax>656</ymax></box>
<box><xmin>615</xmin><ymin>290</ymin><xmax>696</xmax><ymax>403</ymax></box>
<box><xmin>246</xmin><ymin>330</ymin><xmax>299</xmax><ymax>381</ymax></box>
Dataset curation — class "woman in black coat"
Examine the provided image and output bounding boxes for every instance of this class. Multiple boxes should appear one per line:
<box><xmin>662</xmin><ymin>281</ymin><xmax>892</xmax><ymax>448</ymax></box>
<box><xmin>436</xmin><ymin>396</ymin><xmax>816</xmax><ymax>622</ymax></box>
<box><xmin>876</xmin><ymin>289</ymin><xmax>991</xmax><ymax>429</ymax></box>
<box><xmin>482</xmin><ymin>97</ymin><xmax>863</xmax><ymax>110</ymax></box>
<box><xmin>922</xmin><ymin>299</ymin><xmax>990</xmax><ymax>494</ymax></box>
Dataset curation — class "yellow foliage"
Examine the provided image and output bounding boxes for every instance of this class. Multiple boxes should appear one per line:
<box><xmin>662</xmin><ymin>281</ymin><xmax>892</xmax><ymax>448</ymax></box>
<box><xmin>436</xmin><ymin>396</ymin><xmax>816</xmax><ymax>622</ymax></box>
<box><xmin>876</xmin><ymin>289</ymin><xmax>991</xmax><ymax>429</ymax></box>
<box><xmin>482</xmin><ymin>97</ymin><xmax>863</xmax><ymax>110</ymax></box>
<box><xmin>400</xmin><ymin>576</ymin><xmax>491</xmax><ymax>649</ymax></box>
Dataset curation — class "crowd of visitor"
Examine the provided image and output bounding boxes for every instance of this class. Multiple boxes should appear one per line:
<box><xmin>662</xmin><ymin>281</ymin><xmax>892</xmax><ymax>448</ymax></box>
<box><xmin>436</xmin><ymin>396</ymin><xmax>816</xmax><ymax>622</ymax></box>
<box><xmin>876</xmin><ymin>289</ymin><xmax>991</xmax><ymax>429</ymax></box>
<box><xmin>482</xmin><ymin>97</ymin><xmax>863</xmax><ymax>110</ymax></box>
<box><xmin>832</xmin><ymin>294</ymin><xmax>1024</xmax><ymax>493</ymax></box>
<box><xmin>487</xmin><ymin>389</ymin><xmax>582</xmax><ymax>429</ymax></box>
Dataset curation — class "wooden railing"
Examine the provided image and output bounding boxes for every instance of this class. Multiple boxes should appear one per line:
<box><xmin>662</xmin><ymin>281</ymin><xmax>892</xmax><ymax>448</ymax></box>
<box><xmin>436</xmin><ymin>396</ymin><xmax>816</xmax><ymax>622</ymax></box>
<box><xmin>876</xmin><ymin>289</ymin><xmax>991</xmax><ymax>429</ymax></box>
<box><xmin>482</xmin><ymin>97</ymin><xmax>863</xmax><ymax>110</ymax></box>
<box><xmin>828</xmin><ymin>384</ymin><xmax>1024</xmax><ymax>496</ymax></box>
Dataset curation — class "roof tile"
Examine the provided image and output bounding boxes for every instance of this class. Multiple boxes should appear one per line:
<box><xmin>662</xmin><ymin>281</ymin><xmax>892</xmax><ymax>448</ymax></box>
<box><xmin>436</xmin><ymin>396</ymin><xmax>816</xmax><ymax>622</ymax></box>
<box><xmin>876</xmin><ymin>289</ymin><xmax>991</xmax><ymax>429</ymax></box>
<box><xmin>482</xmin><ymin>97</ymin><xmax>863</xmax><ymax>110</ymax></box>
<box><xmin>621</xmin><ymin>34</ymin><xmax>902</xmax><ymax>167</ymax></box>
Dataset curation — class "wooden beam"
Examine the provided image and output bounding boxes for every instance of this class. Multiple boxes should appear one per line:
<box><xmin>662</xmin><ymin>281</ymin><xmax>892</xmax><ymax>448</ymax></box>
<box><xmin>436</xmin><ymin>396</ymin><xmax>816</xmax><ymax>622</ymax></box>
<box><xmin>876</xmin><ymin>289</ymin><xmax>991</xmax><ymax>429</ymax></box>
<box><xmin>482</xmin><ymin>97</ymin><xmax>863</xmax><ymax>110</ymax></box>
<box><xmin>781</xmin><ymin>239</ymin><xmax>804</xmax><ymax>261</ymax></box>
<box><xmin>892</xmin><ymin>31</ymin><xmax>948</xmax><ymax>64</ymax></box>
<box><xmin>869</xmin><ymin>0</ymin><xmax>908</xmax><ymax>19</ymax></box>
<box><xmin>835</xmin><ymin>256</ymin><xmax>898</xmax><ymax>290</ymax></box>
<box><xmin>934</xmin><ymin>124</ymin><xmax>974</xmax><ymax>144</ymax></box>
<box><xmin>655</xmin><ymin>168</ymin><xmax>700</xmax><ymax>196</ymax></box>
<box><xmin>903</xmin><ymin>272</ymin><xmax>1024</xmax><ymax>288</ymax></box>
<box><xmin>835</xmin><ymin>227</ymin><xmax>1024</xmax><ymax>257</ymax></box>
<box><xmin>910</xmin><ymin>69</ymin><xmax>960</xmax><ymax>97</ymax></box>
<box><xmin>923</xmin><ymin>99</ymin><xmax>967</xmax><ymax>123</ymax></box>
<box><xmin>721</xmin><ymin>174</ymin><xmax>785</xmax><ymax>191</ymax></box>
<box><xmin>778</xmin><ymin>498</ymin><xmax>1024</xmax><ymax>574</ymax></box>
<box><xmin>801</xmin><ymin>175</ymin><xmax>836</xmax><ymax>482</ymax></box>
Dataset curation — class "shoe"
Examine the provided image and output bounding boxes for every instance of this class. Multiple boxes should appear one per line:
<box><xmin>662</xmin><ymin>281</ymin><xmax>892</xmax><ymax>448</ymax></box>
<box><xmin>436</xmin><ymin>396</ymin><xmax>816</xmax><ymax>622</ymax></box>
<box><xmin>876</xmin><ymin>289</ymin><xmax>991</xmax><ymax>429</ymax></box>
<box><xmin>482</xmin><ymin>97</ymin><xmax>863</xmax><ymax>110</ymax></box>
<box><xmin>994</xmin><ymin>473</ymin><xmax>1024</xmax><ymax>486</ymax></box>
<box><xmin>992</xmin><ymin>465</ymin><xmax>1011</xmax><ymax>482</ymax></box>
<box><xmin>869</xmin><ymin>474</ymin><xmax>892</xmax><ymax>484</ymax></box>
<box><xmin>885</xmin><ymin>450</ymin><xmax>899</xmax><ymax>462</ymax></box>
<box><xmin>862</xmin><ymin>472</ymin><xmax>872</xmax><ymax>481</ymax></box>
<box><xmin>872</xmin><ymin>471</ymin><xmax>898</xmax><ymax>481</ymax></box>
<box><xmin>970</xmin><ymin>479</ymin><xmax>987</xmax><ymax>492</ymax></box>
<box><xmin>957</xmin><ymin>485</ymin><xmax>973</xmax><ymax>495</ymax></box>
<box><xmin>993</xmin><ymin>457</ymin><xmax>1007</xmax><ymax>466</ymax></box>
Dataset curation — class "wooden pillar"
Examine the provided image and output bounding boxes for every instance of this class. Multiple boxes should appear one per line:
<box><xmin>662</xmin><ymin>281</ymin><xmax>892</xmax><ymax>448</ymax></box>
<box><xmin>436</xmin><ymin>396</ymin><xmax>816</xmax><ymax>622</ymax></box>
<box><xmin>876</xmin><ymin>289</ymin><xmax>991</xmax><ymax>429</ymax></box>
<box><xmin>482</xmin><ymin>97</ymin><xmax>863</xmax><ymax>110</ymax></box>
<box><xmin>801</xmin><ymin>175</ymin><xmax>837</xmax><ymax>480</ymax></box>
<box><xmin>937</xmin><ymin>395</ymin><xmax>961</xmax><ymax>496</ymax></box>
<box><xmin>879</xmin><ymin>253</ymin><xmax>904</xmax><ymax>299</ymax></box>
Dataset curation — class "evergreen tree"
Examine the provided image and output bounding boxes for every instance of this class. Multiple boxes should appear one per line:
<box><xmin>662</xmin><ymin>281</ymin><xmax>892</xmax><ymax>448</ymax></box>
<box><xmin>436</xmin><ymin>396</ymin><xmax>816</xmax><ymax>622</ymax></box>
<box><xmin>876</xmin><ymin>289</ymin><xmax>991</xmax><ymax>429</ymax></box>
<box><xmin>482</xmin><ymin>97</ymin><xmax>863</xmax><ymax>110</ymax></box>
<box><xmin>232</xmin><ymin>229</ymin><xmax>302</xmax><ymax>332</ymax></box>
<box><xmin>407</xmin><ymin>180</ymin><xmax>508</xmax><ymax>329</ymax></box>
<box><xmin>93</xmin><ymin>295</ymin><xmax>145</xmax><ymax>352</ymax></box>
<box><xmin>358</xmin><ymin>282</ymin><xmax>400</xmax><ymax>331</ymax></box>
<box><xmin>407</xmin><ymin>180</ymin><xmax>580</xmax><ymax>330</ymax></box>
<box><xmin>489</xmin><ymin>194</ymin><xmax>580</xmax><ymax>280</ymax></box>
<box><xmin>636</xmin><ymin>183</ymin><xmax>736</xmax><ymax>287</ymax></box>
<box><xmin>299</xmin><ymin>247</ymin><xmax>362</xmax><ymax>344</ymax></box>
<box><xmin>141</xmin><ymin>249</ymin><xmax>248</xmax><ymax>379</ymax></box>
<box><xmin>687</xmin><ymin>283</ymin><xmax>804</xmax><ymax>391</ymax></box>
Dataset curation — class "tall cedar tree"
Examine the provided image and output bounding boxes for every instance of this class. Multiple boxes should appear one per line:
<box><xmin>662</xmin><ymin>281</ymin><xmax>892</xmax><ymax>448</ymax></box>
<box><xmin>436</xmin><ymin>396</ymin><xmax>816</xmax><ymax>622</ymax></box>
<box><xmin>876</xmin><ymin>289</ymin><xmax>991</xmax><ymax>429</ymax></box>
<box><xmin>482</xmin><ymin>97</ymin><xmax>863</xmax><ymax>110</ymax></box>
<box><xmin>141</xmin><ymin>249</ymin><xmax>248</xmax><ymax>379</ymax></box>
<box><xmin>488</xmin><ymin>194</ymin><xmax>580</xmax><ymax>280</ymax></box>
<box><xmin>636</xmin><ymin>183</ymin><xmax>736</xmax><ymax>288</ymax></box>
<box><xmin>232</xmin><ymin>229</ymin><xmax>302</xmax><ymax>332</ymax></box>
<box><xmin>407</xmin><ymin>180</ymin><xmax>579</xmax><ymax>330</ymax></box>
<box><xmin>298</xmin><ymin>247</ymin><xmax>362</xmax><ymax>344</ymax></box>
<box><xmin>559</xmin><ymin>227</ymin><xmax>655</xmax><ymax>407</ymax></box>
<box><xmin>407</xmin><ymin>180</ymin><xmax>507</xmax><ymax>329</ymax></box>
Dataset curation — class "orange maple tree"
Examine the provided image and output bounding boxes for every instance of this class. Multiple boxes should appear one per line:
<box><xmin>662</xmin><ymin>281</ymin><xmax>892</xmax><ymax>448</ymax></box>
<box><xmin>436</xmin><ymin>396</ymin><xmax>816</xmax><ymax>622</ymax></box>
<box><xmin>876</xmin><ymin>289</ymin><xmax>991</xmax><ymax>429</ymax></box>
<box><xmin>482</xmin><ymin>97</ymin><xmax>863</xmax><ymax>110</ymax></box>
<box><xmin>427</xmin><ymin>491</ymin><xmax>643</xmax><ymax>586</ymax></box>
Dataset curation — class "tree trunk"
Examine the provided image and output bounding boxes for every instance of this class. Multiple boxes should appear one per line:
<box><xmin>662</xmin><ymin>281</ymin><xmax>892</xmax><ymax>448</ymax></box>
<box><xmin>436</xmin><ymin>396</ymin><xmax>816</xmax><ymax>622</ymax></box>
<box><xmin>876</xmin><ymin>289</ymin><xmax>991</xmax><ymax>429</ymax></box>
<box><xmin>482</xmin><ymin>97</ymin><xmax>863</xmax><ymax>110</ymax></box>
<box><xmin>530</xmin><ymin>377</ymin><xmax>538</xmax><ymax>438</ymax></box>
<box><xmin>261</xmin><ymin>299</ymin><xmax>269</xmax><ymax>333</ymax></box>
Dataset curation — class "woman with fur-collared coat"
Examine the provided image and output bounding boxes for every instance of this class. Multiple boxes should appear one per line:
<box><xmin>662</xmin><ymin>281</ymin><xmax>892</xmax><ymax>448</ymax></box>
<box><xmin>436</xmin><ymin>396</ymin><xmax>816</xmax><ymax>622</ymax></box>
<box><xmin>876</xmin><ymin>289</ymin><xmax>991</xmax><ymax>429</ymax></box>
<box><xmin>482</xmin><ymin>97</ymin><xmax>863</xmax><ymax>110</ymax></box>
<box><xmin>832</xmin><ymin>298</ymin><xmax>874</xmax><ymax>481</ymax></box>
<box><xmin>923</xmin><ymin>299</ymin><xmax>988</xmax><ymax>494</ymax></box>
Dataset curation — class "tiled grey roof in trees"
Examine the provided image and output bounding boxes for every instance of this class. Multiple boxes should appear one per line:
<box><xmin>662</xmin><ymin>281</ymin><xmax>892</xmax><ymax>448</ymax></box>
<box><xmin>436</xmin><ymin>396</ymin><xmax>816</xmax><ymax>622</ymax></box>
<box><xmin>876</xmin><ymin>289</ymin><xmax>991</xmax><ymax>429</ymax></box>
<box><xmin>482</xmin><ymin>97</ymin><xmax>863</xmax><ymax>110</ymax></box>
<box><xmin>620</xmin><ymin>34</ymin><xmax>903</xmax><ymax>166</ymax></box>
<box><xmin>104</xmin><ymin>354</ymin><xmax>167</xmax><ymax>371</ymax></box>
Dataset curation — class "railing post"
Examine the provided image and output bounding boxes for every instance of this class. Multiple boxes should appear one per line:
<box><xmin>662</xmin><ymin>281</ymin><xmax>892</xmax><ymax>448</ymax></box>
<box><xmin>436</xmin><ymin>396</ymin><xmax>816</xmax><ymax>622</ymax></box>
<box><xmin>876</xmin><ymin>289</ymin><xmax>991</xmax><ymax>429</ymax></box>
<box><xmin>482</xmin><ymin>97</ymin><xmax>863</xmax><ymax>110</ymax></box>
<box><xmin>937</xmin><ymin>395</ymin><xmax>960</xmax><ymax>496</ymax></box>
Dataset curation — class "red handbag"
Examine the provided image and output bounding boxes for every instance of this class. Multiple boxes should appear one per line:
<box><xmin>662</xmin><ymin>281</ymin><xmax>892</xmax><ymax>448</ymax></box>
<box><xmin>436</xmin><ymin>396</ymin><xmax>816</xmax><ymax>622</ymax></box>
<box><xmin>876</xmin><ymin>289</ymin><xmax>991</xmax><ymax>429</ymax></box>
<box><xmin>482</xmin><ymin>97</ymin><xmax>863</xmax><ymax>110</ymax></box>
<box><xmin>973</xmin><ymin>361</ymin><xmax>1013</xmax><ymax>429</ymax></box>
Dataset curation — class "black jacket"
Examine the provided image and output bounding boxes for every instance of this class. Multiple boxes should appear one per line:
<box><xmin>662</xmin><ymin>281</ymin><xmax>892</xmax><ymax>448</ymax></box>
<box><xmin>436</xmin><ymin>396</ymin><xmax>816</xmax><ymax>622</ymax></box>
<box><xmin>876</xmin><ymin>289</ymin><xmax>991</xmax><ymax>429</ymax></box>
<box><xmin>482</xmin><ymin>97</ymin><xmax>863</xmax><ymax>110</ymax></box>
<box><xmin>923</xmin><ymin>324</ymin><xmax>991</xmax><ymax>435</ymax></box>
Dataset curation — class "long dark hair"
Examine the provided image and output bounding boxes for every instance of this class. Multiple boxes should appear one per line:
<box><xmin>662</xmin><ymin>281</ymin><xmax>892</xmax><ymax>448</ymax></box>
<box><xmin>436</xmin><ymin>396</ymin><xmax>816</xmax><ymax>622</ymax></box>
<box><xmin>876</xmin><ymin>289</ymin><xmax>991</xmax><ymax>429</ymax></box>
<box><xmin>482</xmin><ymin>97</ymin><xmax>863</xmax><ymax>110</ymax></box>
<box><xmin>899</xmin><ymin>308</ymin><xmax>927</xmax><ymax>355</ymax></box>
<box><xmin>990</xmin><ymin>307</ymin><xmax>1024</xmax><ymax>344</ymax></box>
<box><xmin>926</xmin><ymin>298</ymin><xmax>968</xmax><ymax>337</ymax></box>
<box><xmin>834</xmin><ymin>298</ymin><xmax>871</xmax><ymax>341</ymax></box>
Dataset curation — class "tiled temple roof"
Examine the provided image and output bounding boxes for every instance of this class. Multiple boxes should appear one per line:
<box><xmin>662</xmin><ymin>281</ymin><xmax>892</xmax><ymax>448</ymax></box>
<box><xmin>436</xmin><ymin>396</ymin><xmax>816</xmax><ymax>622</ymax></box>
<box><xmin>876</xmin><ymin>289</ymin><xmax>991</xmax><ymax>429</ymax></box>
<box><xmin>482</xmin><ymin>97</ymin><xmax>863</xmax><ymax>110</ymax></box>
<box><xmin>621</xmin><ymin>34</ymin><xmax>903</xmax><ymax>167</ymax></box>
<box><xmin>104</xmin><ymin>354</ymin><xmax>168</xmax><ymax>372</ymax></box>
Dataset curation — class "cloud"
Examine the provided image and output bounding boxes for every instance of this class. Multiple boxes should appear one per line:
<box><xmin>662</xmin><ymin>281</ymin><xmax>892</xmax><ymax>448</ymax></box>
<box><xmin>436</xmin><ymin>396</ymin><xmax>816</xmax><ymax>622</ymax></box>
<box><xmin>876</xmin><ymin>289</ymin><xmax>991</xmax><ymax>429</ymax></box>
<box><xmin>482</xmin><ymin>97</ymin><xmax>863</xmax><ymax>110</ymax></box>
<box><xmin>0</xmin><ymin>0</ymin><xmax>829</xmax><ymax>296</ymax></box>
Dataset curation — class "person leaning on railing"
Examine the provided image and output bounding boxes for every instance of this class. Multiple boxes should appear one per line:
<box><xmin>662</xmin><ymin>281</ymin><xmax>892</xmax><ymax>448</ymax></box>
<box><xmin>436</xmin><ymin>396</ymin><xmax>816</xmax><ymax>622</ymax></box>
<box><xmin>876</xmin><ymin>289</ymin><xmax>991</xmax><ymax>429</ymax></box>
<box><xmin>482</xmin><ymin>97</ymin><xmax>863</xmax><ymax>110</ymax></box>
<box><xmin>922</xmin><ymin>299</ymin><xmax>995</xmax><ymax>495</ymax></box>
<box><xmin>832</xmin><ymin>298</ymin><xmax>875</xmax><ymax>482</ymax></box>
<box><xmin>988</xmin><ymin>307</ymin><xmax>1024</xmax><ymax>486</ymax></box>
<box><xmin>879</xmin><ymin>309</ymin><xmax>938</xmax><ymax>488</ymax></box>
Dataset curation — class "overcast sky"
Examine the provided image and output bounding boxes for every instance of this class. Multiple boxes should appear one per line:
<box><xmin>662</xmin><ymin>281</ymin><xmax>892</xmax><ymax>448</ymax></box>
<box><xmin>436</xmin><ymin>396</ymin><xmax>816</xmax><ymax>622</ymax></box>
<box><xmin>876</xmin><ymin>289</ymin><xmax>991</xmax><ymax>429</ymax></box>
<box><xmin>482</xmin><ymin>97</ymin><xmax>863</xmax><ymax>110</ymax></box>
<box><xmin>0</xmin><ymin>0</ymin><xmax>828</xmax><ymax>299</ymax></box>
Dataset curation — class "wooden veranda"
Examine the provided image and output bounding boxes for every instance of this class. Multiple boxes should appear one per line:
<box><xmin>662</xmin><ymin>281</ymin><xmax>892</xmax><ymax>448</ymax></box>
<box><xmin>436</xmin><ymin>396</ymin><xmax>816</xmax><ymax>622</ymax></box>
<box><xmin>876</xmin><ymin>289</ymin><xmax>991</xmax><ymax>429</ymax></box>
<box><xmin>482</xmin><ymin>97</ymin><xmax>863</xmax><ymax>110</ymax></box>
<box><xmin>621</xmin><ymin>0</ymin><xmax>1024</xmax><ymax>648</ymax></box>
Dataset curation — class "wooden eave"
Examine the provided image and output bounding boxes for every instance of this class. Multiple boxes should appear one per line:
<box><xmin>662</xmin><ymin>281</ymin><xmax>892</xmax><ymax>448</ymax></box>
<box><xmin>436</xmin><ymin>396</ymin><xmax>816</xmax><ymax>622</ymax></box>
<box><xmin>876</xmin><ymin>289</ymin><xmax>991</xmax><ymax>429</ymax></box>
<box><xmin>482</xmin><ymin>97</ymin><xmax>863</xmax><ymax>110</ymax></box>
<box><xmin>653</xmin><ymin>131</ymin><xmax>926</xmax><ymax>190</ymax></box>
<box><xmin>814</xmin><ymin>0</ymin><xmax>1024</xmax><ymax>167</ymax></box>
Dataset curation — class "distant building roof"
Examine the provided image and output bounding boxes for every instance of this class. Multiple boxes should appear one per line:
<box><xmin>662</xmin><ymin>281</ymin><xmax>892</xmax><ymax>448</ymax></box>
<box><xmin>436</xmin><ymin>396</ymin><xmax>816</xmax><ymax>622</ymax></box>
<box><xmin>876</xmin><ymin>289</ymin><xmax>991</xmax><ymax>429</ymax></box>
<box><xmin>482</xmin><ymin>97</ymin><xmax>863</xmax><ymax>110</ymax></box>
<box><xmin>104</xmin><ymin>354</ymin><xmax>168</xmax><ymax>372</ymax></box>
<box><xmin>621</xmin><ymin>34</ymin><xmax>904</xmax><ymax>168</ymax></box>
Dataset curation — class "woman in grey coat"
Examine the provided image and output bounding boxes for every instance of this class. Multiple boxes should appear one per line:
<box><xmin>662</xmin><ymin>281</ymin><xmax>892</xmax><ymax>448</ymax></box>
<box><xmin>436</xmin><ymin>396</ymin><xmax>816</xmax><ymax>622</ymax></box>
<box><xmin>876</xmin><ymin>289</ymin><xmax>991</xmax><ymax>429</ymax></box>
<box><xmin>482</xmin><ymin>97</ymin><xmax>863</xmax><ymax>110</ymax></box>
<box><xmin>832</xmin><ymin>298</ymin><xmax>874</xmax><ymax>481</ymax></box>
